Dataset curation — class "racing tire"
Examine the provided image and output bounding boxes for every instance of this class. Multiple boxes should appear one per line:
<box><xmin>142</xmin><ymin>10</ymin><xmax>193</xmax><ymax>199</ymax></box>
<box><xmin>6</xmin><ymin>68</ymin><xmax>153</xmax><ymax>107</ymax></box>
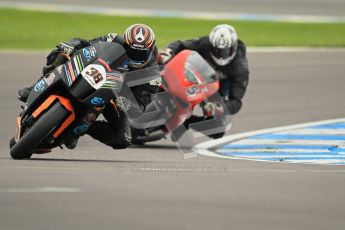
<box><xmin>10</xmin><ymin>102</ymin><xmax>69</xmax><ymax>160</ymax></box>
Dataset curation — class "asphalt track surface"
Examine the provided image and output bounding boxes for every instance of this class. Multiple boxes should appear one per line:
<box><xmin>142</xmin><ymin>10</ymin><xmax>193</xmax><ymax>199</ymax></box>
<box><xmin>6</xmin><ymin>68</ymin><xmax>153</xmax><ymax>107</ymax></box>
<box><xmin>7</xmin><ymin>0</ymin><xmax>345</xmax><ymax>16</ymax></box>
<box><xmin>1</xmin><ymin>50</ymin><xmax>345</xmax><ymax>230</ymax></box>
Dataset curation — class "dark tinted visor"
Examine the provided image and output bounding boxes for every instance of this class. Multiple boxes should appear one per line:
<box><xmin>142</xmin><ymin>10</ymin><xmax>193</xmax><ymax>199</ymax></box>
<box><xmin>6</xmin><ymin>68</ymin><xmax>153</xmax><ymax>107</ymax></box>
<box><xmin>126</xmin><ymin>46</ymin><xmax>153</xmax><ymax>63</ymax></box>
<box><xmin>211</xmin><ymin>46</ymin><xmax>235</xmax><ymax>60</ymax></box>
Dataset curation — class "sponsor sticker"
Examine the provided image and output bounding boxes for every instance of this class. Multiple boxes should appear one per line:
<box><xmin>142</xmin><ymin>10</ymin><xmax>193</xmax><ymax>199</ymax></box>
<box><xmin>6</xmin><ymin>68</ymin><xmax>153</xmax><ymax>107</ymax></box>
<box><xmin>91</xmin><ymin>96</ymin><xmax>105</xmax><ymax>106</ymax></box>
<box><xmin>185</xmin><ymin>85</ymin><xmax>199</xmax><ymax>96</ymax></box>
<box><xmin>81</xmin><ymin>64</ymin><xmax>106</xmax><ymax>89</ymax></box>
<box><xmin>82</xmin><ymin>47</ymin><xmax>96</xmax><ymax>61</ymax></box>
<box><xmin>34</xmin><ymin>80</ymin><xmax>46</xmax><ymax>92</ymax></box>
<box><xmin>44</xmin><ymin>73</ymin><xmax>56</xmax><ymax>86</ymax></box>
<box><xmin>149</xmin><ymin>77</ymin><xmax>162</xmax><ymax>86</ymax></box>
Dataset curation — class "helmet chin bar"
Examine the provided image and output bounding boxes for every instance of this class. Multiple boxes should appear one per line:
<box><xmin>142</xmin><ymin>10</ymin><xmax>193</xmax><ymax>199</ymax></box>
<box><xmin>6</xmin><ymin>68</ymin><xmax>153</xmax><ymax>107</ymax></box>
<box><xmin>210</xmin><ymin>53</ymin><xmax>233</xmax><ymax>66</ymax></box>
<box><xmin>129</xmin><ymin>49</ymin><xmax>154</xmax><ymax>69</ymax></box>
<box><xmin>128</xmin><ymin>60</ymin><xmax>146</xmax><ymax>68</ymax></box>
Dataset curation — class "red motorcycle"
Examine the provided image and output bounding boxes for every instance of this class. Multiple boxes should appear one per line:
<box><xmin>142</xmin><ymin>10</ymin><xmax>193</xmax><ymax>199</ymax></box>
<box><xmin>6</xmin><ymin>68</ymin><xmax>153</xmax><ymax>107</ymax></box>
<box><xmin>131</xmin><ymin>50</ymin><xmax>224</xmax><ymax>144</ymax></box>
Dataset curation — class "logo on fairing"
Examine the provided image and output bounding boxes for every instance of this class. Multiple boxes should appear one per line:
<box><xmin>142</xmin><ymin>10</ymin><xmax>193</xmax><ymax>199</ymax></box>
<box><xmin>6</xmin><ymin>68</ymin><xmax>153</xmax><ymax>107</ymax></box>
<box><xmin>44</xmin><ymin>73</ymin><xmax>56</xmax><ymax>86</ymax></box>
<box><xmin>81</xmin><ymin>64</ymin><xmax>106</xmax><ymax>89</ymax></box>
<box><xmin>91</xmin><ymin>96</ymin><xmax>105</xmax><ymax>105</ymax></box>
<box><xmin>186</xmin><ymin>85</ymin><xmax>199</xmax><ymax>96</ymax></box>
<box><xmin>82</xmin><ymin>47</ymin><xmax>96</xmax><ymax>61</ymax></box>
<box><xmin>34</xmin><ymin>80</ymin><xmax>46</xmax><ymax>92</ymax></box>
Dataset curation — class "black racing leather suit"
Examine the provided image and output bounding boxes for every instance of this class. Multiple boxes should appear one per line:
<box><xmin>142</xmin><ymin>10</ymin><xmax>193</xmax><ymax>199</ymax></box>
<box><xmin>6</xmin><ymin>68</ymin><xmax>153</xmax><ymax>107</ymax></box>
<box><xmin>167</xmin><ymin>36</ymin><xmax>249</xmax><ymax>138</ymax></box>
<box><xmin>47</xmin><ymin>33</ymin><xmax>160</xmax><ymax>149</ymax></box>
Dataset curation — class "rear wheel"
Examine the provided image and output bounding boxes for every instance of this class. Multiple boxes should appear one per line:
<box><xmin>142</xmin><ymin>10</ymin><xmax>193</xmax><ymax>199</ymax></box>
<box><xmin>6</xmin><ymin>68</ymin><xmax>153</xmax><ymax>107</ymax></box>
<box><xmin>10</xmin><ymin>102</ymin><xmax>69</xmax><ymax>160</ymax></box>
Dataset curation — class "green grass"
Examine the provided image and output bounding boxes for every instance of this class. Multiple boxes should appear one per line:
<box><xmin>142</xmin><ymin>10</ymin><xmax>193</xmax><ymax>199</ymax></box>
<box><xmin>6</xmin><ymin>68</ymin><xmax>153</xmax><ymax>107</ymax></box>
<box><xmin>1</xmin><ymin>8</ymin><xmax>345</xmax><ymax>49</ymax></box>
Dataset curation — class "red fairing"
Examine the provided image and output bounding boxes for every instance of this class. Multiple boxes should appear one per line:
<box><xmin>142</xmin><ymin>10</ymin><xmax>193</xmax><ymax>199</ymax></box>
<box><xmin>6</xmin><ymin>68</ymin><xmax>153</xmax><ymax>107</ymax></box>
<box><xmin>161</xmin><ymin>50</ymin><xmax>219</xmax><ymax>131</ymax></box>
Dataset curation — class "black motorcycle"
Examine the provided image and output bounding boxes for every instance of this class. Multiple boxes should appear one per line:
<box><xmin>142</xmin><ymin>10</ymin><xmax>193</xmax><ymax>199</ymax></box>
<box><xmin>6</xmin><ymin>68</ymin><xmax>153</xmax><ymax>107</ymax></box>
<box><xmin>9</xmin><ymin>42</ymin><xmax>138</xmax><ymax>159</ymax></box>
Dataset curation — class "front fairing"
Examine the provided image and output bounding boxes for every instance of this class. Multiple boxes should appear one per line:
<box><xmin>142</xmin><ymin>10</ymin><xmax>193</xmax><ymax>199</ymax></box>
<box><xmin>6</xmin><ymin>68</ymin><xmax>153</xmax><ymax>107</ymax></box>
<box><xmin>160</xmin><ymin>50</ymin><xmax>220</xmax><ymax>130</ymax></box>
<box><xmin>161</xmin><ymin>50</ymin><xmax>219</xmax><ymax>106</ymax></box>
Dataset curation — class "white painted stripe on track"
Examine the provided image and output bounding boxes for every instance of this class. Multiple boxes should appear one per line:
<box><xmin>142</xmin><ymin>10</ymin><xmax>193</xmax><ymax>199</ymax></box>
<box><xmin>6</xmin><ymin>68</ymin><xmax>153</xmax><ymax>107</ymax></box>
<box><xmin>234</xmin><ymin>139</ymin><xmax>345</xmax><ymax>146</ymax></box>
<box><xmin>216</xmin><ymin>153</ymin><xmax>345</xmax><ymax>159</ymax></box>
<box><xmin>277</xmin><ymin>128</ymin><xmax>345</xmax><ymax>135</ymax></box>
<box><xmin>0</xmin><ymin>187</ymin><xmax>81</xmax><ymax>193</ymax></box>
<box><xmin>1</xmin><ymin>1</ymin><xmax>345</xmax><ymax>23</ymax></box>
<box><xmin>217</xmin><ymin>148</ymin><xmax>331</xmax><ymax>153</ymax></box>
<box><xmin>193</xmin><ymin>118</ymin><xmax>345</xmax><ymax>165</ymax></box>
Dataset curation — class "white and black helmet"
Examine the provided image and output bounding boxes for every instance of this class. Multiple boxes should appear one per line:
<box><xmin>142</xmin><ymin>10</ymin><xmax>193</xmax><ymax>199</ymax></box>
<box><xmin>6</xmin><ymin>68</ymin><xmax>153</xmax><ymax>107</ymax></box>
<box><xmin>209</xmin><ymin>24</ymin><xmax>238</xmax><ymax>66</ymax></box>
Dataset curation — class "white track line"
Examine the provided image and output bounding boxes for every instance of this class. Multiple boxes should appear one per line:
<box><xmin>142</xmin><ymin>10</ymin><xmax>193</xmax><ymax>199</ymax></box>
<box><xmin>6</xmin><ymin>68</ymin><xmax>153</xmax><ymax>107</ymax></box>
<box><xmin>276</xmin><ymin>128</ymin><xmax>345</xmax><ymax>135</ymax></box>
<box><xmin>217</xmin><ymin>148</ymin><xmax>331</xmax><ymax>153</ymax></box>
<box><xmin>0</xmin><ymin>187</ymin><xmax>81</xmax><ymax>193</ymax></box>
<box><xmin>233</xmin><ymin>139</ymin><xmax>345</xmax><ymax>146</ymax></box>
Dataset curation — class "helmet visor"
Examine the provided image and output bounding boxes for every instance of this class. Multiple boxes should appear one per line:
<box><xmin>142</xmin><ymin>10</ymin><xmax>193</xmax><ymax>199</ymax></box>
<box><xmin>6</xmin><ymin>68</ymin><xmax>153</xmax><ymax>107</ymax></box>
<box><xmin>126</xmin><ymin>45</ymin><xmax>153</xmax><ymax>65</ymax></box>
<box><xmin>210</xmin><ymin>46</ymin><xmax>235</xmax><ymax>60</ymax></box>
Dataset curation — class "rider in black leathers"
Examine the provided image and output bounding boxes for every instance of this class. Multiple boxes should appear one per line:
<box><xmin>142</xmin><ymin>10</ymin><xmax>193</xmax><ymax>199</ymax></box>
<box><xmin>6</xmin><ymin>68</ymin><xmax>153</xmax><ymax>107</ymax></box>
<box><xmin>17</xmin><ymin>24</ymin><xmax>160</xmax><ymax>149</ymax></box>
<box><xmin>159</xmin><ymin>24</ymin><xmax>249</xmax><ymax>139</ymax></box>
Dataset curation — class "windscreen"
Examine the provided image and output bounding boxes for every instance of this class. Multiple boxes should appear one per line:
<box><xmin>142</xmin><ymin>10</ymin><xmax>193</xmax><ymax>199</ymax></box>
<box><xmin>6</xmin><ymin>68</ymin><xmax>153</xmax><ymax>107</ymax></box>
<box><xmin>184</xmin><ymin>52</ymin><xmax>216</xmax><ymax>84</ymax></box>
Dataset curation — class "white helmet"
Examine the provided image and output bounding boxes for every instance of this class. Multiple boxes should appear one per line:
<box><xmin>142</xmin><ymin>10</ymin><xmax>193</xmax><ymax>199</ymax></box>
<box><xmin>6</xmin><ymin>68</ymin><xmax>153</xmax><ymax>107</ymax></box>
<box><xmin>209</xmin><ymin>24</ymin><xmax>238</xmax><ymax>66</ymax></box>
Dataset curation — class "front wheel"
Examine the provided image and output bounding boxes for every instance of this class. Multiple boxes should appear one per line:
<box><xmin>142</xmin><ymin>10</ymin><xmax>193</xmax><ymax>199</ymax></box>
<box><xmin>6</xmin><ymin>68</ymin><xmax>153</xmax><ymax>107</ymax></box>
<box><xmin>10</xmin><ymin>102</ymin><xmax>69</xmax><ymax>159</ymax></box>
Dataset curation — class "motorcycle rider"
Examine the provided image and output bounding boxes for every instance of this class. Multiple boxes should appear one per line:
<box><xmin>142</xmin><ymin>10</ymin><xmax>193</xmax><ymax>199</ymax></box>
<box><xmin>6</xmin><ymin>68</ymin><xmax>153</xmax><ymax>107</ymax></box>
<box><xmin>159</xmin><ymin>24</ymin><xmax>249</xmax><ymax>139</ymax></box>
<box><xmin>17</xmin><ymin>24</ymin><xmax>159</xmax><ymax>149</ymax></box>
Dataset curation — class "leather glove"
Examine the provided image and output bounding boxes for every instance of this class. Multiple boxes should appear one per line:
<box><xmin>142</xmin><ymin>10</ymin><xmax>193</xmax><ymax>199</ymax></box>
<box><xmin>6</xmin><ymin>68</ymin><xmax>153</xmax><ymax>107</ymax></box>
<box><xmin>202</xmin><ymin>101</ymin><xmax>225</xmax><ymax>117</ymax></box>
<box><xmin>115</xmin><ymin>96</ymin><xmax>131</xmax><ymax>112</ymax></box>
<box><xmin>158</xmin><ymin>48</ymin><xmax>173</xmax><ymax>64</ymax></box>
<box><xmin>202</xmin><ymin>102</ymin><xmax>216</xmax><ymax>117</ymax></box>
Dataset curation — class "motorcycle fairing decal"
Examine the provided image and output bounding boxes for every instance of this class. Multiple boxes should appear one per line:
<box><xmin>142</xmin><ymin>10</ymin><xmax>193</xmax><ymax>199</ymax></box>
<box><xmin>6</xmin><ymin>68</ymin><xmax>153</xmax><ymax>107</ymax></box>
<box><xmin>31</xmin><ymin>95</ymin><xmax>75</xmax><ymax>138</ymax></box>
<box><xmin>100</xmin><ymin>72</ymin><xmax>123</xmax><ymax>89</ymax></box>
<box><xmin>106</xmin><ymin>72</ymin><xmax>123</xmax><ymax>81</ymax></box>
<box><xmin>81</xmin><ymin>64</ymin><xmax>106</xmax><ymax>89</ymax></box>
<box><xmin>32</xmin><ymin>95</ymin><xmax>57</xmax><ymax>118</ymax></box>
<box><xmin>52</xmin><ymin>96</ymin><xmax>75</xmax><ymax>138</ymax></box>
<box><xmin>97</xmin><ymin>58</ymin><xmax>112</xmax><ymax>72</ymax></box>
<box><xmin>71</xmin><ymin>55</ymin><xmax>85</xmax><ymax>80</ymax></box>
<box><xmin>100</xmin><ymin>82</ymin><xmax>118</xmax><ymax>89</ymax></box>
<box><xmin>82</xmin><ymin>47</ymin><xmax>96</xmax><ymax>62</ymax></box>
<box><xmin>72</xmin><ymin>58</ymin><xmax>80</xmax><ymax>77</ymax></box>
<box><xmin>67</xmin><ymin>62</ymin><xmax>76</xmax><ymax>83</ymax></box>
<box><xmin>75</xmin><ymin>55</ymin><xmax>84</xmax><ymax>72</ymax></box>
<box><xmin>63</xmin><ymin>64</ymin><xmax>73</xmax><ymax>86</ymax></box>
<box><xmin>34</xmin><ymin>79</ymin><xmax>46</xmax><ymax>92</ymax></box>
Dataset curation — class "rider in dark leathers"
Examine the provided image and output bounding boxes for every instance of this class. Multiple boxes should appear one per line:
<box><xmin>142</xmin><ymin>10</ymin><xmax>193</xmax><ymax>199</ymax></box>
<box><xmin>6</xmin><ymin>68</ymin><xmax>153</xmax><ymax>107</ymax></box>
<box><xmin>17</xmin><ymin>24</ymin><xmax>160</xmax><ymax>149</ymax></box>
<box><xmin>160</xmin><ymin>24</ymin><xmax>249</xmax><ymax>139</ymax></box>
